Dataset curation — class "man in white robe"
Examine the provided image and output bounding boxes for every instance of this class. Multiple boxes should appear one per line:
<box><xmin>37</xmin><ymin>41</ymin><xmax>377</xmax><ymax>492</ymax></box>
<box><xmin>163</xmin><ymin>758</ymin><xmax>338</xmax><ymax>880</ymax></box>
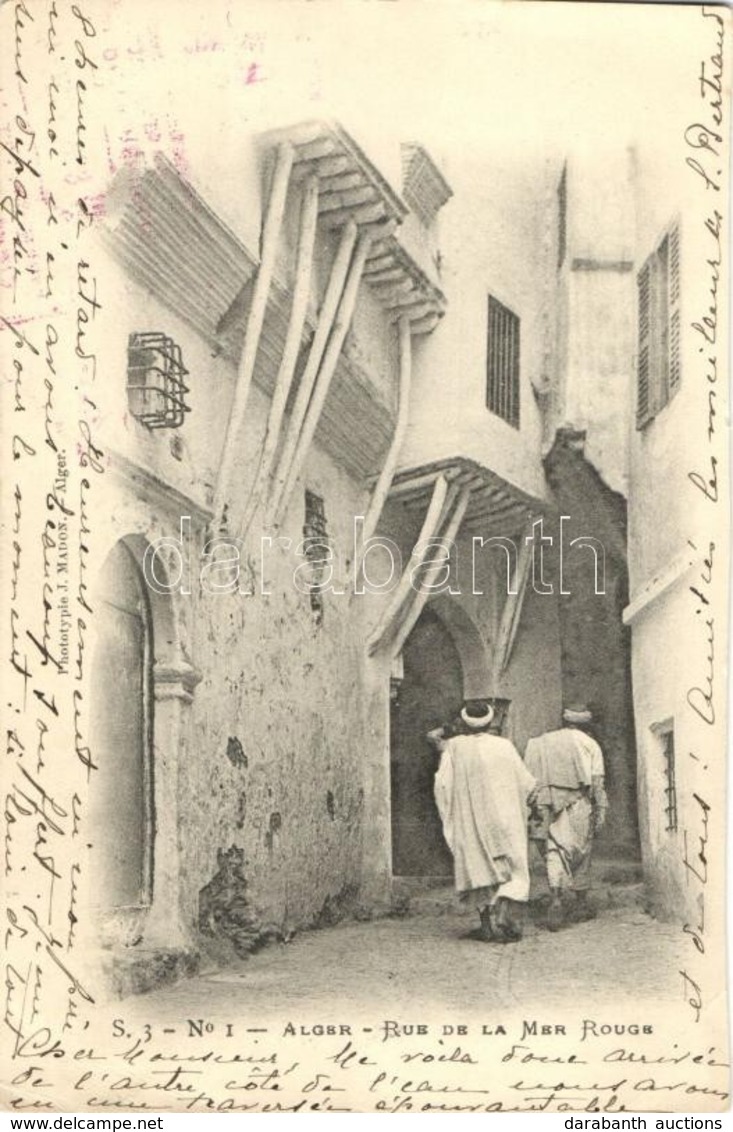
<box><xmin>525</xmin><ymin>705</ymin><xmax>608</xmax><ymax>931</ymax></box>
<box><xmin>433</xmin><ymin>701</ymin><xmax>536</xmax><ymax>943</ymax></box>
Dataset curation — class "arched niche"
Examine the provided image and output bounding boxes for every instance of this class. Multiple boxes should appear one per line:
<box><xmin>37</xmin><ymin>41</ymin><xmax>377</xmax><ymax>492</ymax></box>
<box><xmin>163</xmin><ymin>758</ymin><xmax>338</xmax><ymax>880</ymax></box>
<box><xmin>91</xmin><ymin>540</ymin><xmax>155</xmax><ymax>913</ymax></box>
<box><xmin>389</xmin><ymin>598</ymin><xmax>492</xmax><ymax>878</ymax></box>
<box><xmin>426</xmin><ymin>595</ymin><xmax>492</xmax><ymax>699</ymax></box>
<box><xmin>90</xmin><ymin>534</ymin><xmax>200</xmax><ymax>954</ymax></box>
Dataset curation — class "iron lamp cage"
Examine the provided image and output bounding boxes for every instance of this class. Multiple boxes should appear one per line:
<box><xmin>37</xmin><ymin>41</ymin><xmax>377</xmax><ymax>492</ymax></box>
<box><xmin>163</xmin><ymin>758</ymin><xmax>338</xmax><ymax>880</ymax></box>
<box><xmin>127</xmin><ymin>332</ymin><xmax>191</xmax><ymax>429</ymax></box>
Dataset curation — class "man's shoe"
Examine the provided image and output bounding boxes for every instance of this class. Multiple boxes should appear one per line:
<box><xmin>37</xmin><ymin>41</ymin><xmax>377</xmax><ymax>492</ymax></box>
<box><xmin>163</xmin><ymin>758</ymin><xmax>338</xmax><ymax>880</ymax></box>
<box><xmin>500</xmin><ymin>898</ymin><xmax>524</xmax><ymax>941</ymax></box>
<box><xmin>478</xmin><ymin>905</ymin><xmax>494</xmax><ymax>942</ymax></box>
<box><xmin>493</xmin><ymin>897</ymin><xmax>523</xmax><ymax>943</ymax></box>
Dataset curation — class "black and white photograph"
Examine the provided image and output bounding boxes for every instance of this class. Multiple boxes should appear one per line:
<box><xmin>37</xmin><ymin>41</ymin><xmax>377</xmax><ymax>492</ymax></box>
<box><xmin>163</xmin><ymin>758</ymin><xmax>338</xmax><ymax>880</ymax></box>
<box><xmin>1</xmin><ymin>0</ymin><xmax>730</xmax><ymax>1117</ymax></box>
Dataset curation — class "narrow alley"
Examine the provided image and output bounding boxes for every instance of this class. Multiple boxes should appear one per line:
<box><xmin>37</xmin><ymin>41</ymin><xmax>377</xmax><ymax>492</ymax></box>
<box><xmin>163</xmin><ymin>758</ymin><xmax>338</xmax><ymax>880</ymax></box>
<box><xmin>137</xmin><ymin>874</ymin><xmax>683</xmax><ymax>1023</ymax></box>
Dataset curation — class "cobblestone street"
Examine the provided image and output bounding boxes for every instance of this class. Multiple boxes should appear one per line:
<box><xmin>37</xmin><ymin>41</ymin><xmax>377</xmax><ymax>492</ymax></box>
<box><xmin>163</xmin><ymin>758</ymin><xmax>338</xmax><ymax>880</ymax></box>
<box><xmin>105</xmin><ymin>880</ymin><xmax>730</xmax><ymax>1117</ymax></box>
<box><xmin>135</xmin><ymin>878</ymin><xmax>684</xmax><ymax>1024</ymax></box>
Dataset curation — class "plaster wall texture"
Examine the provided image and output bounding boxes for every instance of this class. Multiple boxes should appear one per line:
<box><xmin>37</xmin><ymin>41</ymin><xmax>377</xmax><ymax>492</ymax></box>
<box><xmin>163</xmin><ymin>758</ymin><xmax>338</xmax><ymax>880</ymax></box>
<box><xmin>399</xmin><ymin>155</ymin><xmax>554</xmax><ymax>502</ymax></box>
<box><xmin>98</xmin><ymin>365</ymin><xmax>384</xmax><ymax>948</ymax></box>
<box><xmin>630</xmin><ymin>582</ymin><xmax>708</xmax><ymax>923</ymax></box>
<box><xmin>627</xmin><ymin>149</ymin><xmax>705</xmax><ymax>593</ymax></box>
<box><xmin>94</xmin><ymin>169</ymin><xmax>409</xmax><ymax>949</ymax></box>
<box><xmin>624</xmin><ymin>149</ymin><xmax>724</xmax><ymax>920</ymax></box>
<box><xmin>551</xmin><ymin>149</ymin><xmax>637</xmax><ymax>497</ymax></box>
<box><xmin>564</xmin><ymin>149</ymin><xmax>636</xmax><ymax>265</ymax></box>
<box><xmin>560</xmin><ymin>268</ymin><xmax>635</xmax><ymax>497</ymax></box>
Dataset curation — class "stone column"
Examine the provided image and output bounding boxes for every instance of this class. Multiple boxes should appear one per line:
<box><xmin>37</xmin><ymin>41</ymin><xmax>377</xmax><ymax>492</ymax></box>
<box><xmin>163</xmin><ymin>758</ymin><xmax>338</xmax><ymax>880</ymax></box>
<box><xmin>141</xmin><ymin>656</ymin><xmax>201</xmax><ymax>951</ymax></box>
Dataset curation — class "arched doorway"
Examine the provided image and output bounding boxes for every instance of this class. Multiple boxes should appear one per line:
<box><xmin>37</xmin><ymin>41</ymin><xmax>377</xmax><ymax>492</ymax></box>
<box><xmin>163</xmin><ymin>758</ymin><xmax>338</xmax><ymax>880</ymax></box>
<box><xmin>390</xmin><ymin>605</ymin><xmax>464</xmax><ymax>877</ymax></box>
<box><xmin>90</xmin><ymin>540</ymin><xmax>155</xmax><ymax>915</ymax></box>
<box><xmin>87</xmin><ymin>502</ymin><xmax>203</xmax><ymax>977</ymax></box>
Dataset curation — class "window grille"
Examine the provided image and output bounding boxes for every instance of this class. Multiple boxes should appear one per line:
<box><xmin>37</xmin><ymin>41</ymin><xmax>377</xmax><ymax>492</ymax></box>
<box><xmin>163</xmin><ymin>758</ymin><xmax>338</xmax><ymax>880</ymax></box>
<box><xmin>486</xmin><ymin>296</ymin><xmax>520</xmax><ymax>429</ymax></box>
<box><xmin>661</xmin><ymin>727</ymin><xmax>677</xmax><ymax>833</ymax></box>
<box><xmin>303</xmin><ymin>490</ymin><xmax>329</xmax><ymax>625</ymax></box>
<box><xmin>127</xmin><ymin>332</ymin><xmax>190</xmax><ymax>429</ymax></box>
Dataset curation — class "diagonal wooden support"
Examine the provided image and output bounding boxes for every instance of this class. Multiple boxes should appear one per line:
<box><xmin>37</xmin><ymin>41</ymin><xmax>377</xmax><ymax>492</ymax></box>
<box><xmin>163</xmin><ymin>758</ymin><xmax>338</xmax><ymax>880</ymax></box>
<box><xmin>353</xmin><ymin>315</ymin><xmax>412</xmax><ymax>586</ymax></box>
<box><xmin>212</xmin><ymin>142</ymin><xmax>294</xmax><ymax>533</ymax></box>
<box><xmin>433</xmin><ymin>480</ymin><xmax>462</xmax><ymax>535</ymax></box>
<box><xmin>271</xmin><ymin>228</ymin><xmax>374</xmax><ymax>526</ymax></box>
<box><xmin>390</xmin><ymin>485</ymin><xmax>472</xmax><ymax>660</ymax></box>
<box><xmin>239</xmin><ymin>175</ymin><xmax>320</xmax><ymax>539</ymax></box>
<box><xmin>367</xmin><ymin>474</ymin><xmax>449</xmax><ymax>656</ymax></box>
<box><xmin>491</xmin><ymin>521</ymin><xmax>534</xmax><ymax>681</ymax></box>
<box><xmin>388</xmin><ymin>471</ymin><xmax>444</xmax><ymax>500</ymax></box>
<box><xmin>267</xmin><ymin>219</ymin><xmax>358</xmax><ymax>525</ymax></box>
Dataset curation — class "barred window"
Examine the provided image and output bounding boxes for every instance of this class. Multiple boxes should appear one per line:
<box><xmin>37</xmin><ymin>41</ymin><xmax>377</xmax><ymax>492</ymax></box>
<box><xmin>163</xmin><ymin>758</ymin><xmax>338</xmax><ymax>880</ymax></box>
<box><xmin>637</xmin><ymin>223</ymin><xmax>680</xmax><ymax>428</ymax></box>
<box><xmin>661</xmin><ymin>726</ymin><xmax>677</xmax><ymax>833</ymax></box>
<box><xmin>303</xmin><ymin>490</ymin><xmax>329</xmax><ymax>625</ymax></box>
<box><xmin>486</xmin><ymin>296</ymin><xmax>520</xmax><ymax>429</ymax></box>
<box><xmin>651</xmin><ymin>720</ymin><xmax>677</xmax><ymax>834</ymax></box>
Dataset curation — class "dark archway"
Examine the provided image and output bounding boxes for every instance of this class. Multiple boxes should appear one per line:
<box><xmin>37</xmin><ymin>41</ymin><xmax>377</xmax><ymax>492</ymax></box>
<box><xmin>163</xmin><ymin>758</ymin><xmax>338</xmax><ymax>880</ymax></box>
<box><xmin>390</xmin><ymin>605</ymin><xmax>464</xmax><ymax>877</ymax></box>
<box><xmin>90</xmin><ymin>539</ymin><xmax>155</xmax><ymax>911</ymax></box>
<box><xmin>89</xmin><ymin>517</ymin><xmax>201</xmax><ymax>983</ymax></box>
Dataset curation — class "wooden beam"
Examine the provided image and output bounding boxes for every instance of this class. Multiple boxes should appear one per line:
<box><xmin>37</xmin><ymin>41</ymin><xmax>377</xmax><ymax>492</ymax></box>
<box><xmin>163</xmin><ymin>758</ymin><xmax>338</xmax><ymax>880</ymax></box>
<box><xmin>212</xmin><ymin>142</ymin><xmax>294</xmax><ymax>532</ymax></box>
<box><xmin>362</xmin><ymin>218</ymin><xmax>399</xmax><ymax>241</ymax></box>
<box><xmin>389</xmin><ymin>301</ymin><xmax>434</xmax><ymax>323</ymax></box>
<box><xmin>272</xmin><ymin>229</ymin><xmax>374</xmax><ymax>525</ymax></box>
<box><xmin>311</xmin><ymin>155</ymin><xmax>352</xmax><ymax>178</ymax></box>
<box><xmin>239</xmin><ymin>175</ymin><xmax>319</xmax><ymax>539</ymax></box>
<box><xmin>410</xmin><ymin>312</ymin><xmax>443</xmax><ymax>335</ymax></box>
<box><xmin>491</xmin><ymin>523</ymin><xmax>534</xmax><ymax>681</ymax></box>
<box><xmin>321</xmin><ymin>201</ymin><xmax>386</xmax><ymax>228</ymax></box>
<box><xmin>368</xmin><ymin>475</ymin><xmax>449</xmax><ymax>655</ymax></box>
<box><xmin>366</xmin><ymin>267</ymin><xmax>406</xmax><ymax>285</ymax></box>
<box><xmin>354</xmin><ymin>316</ymin><xmax>413</xmax><ymax>584</ymax></box>
<box><xmin>390</xmin><ymin>486</ymin><xmax>472</xmax><ymax>659</ymax></box>
<box><xmin>319</xmin><ymin>171</ymin><xmax>363</xmax><ymax>194</ymax></box>
<box><xmin>319</xmin><ymin>185</ymin><xmax>377</xmax><ymax>212</ymax></box>
<box><xmin>266</xmin><ymin>122</ymin><xmax>324</xmax><ymax>148</ymax></box>
<box><xmin>364</xmin><ymin>255</ymin><xmax>396</xmax><ymax>274</ymax></box>
<box><xmin>477</xmin><ymin>502</ymin><xmax>529</xmax><ymax>528</ymax></box>
<box><xmin>295</xmin><ymin>137</ymin><xmax>338</xmax><ymax>161</ymax></box>
<box><xmin>388</xmin><ymin>466</ymin><xmax>464</xmax><ymax>498</ymax></box>
<box><xmin>267</xmin><ymin>220</ymin><xmax>358</xmax><ymax>523</ymax></box>
<box><xmin>384</xmin><ymin>289</ymin><xmax>427</xmax><ymax>312</ymax></box>
<box><xmin>370</xmin><ymin>278</ymin><xmax>414</xmax><ymax>302</ymax></box>
<box><xmin>389</xmin><ymin>476</ymin><xmax>439</xmax><ymax>499</ymax></box>
<box><xmin>434</xmin><ymin>480</ymin><xmax>461</xmax><ymax>535</ymax></box>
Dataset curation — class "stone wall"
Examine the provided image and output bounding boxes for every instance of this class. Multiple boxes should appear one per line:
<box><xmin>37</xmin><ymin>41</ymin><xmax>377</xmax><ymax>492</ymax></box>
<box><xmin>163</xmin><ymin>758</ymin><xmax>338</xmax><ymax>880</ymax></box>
<box><xmin>630</xmin><ymin>582</ymin><xmax>703</xmax><ymax>923</ymax></box>
<box><xmin>185</xmin><ymin>438</ymin><xmax>374</xmax><ymax>944</ymax></box>
<box><xmin>93</xmin><ymin>163</ymin><xmax>404</xmax><ymax>966</ymax></box>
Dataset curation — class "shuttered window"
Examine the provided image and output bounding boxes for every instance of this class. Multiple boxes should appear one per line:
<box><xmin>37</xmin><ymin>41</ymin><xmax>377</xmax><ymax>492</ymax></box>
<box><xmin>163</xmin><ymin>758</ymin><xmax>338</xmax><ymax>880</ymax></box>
<box><xmin>486</xmin><ymin>296</ymin><xmax>520</xmax><ymax>429</ymax></box>
<box><xmin>636</xmin><ymin>223</ymin><xmax>681</xmax><ymax>428</ymax></box>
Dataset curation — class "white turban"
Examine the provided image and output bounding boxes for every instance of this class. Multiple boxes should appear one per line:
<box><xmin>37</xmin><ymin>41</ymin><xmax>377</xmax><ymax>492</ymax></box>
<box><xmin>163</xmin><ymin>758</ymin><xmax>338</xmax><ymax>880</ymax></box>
<box><xmin>563</xmin><ymin>705</ymin><xmax>592</xmax><ymax>725</ymax></box>
<box><xmin>460</xmin><ymin>703</ymin><xmax>495</xmax><ymax>729</ymax></box>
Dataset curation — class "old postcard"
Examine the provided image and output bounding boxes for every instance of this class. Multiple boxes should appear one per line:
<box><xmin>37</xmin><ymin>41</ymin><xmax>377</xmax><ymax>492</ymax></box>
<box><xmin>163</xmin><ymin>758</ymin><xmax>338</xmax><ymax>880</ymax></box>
<box><xmin>1</xmin><ymin>0</ymin><xmax>730</xmax><ymax>1117</ymax></box>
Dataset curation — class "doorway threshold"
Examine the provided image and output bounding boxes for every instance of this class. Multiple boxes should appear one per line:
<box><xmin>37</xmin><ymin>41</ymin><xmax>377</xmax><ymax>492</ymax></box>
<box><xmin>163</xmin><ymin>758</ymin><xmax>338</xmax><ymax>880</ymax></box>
<box><xmin>392</xmin><ymin>875</ymin><xmax>458</xmax><ymax>918</ymax></box>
